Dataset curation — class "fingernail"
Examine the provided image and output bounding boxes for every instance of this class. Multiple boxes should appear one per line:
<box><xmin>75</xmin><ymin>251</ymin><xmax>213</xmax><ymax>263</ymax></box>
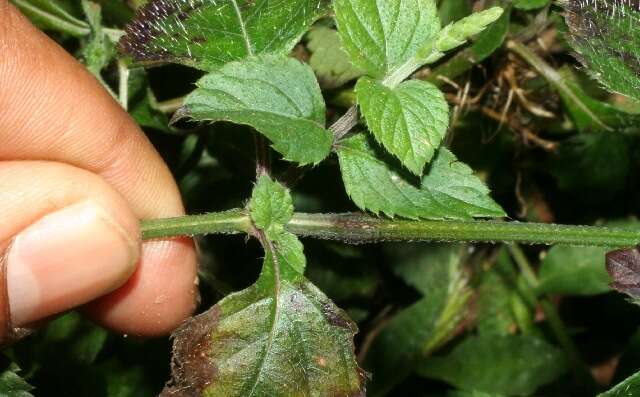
<box><xmin>6</xmin><ymin>202</ymin><xmax>139</xmax><ymax>326</ymax></box>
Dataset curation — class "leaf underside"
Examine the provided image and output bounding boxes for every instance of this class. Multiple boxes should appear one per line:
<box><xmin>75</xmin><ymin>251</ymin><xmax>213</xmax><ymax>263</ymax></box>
<box><xmin>337</xmin><ymin>134</ymin><xmax>505</xmax><ymax>220</ymax></box>
<box><xmin>181</xmin><ymin>56</ymin><xmax>333</xmax><ymax>165</ymax></box>
<box><xmin>120</xmin><ymin>0</ymin><xmax>331</xmax><ymax>71</ymax></box>
<box><xmin>356</xmin><ymin>77</ymin><xmax>449</xmax><ymax>175</ymax></box>
<box><xmin>562</xmin><ymin>0</ymin><xmax>640</xmax><ymax>101</ymax></box>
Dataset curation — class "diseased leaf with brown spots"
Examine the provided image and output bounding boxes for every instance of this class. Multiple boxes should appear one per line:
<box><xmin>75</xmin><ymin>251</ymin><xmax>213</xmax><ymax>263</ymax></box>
<box><xmin>160</xmin><ymin>177</ymin><xmax>365</xmax><ymax>397</ymax></box>
<box><xmin>119</xmin><ymin>0</ymin><xmax>331</xmax><ymax>71</ymax></box>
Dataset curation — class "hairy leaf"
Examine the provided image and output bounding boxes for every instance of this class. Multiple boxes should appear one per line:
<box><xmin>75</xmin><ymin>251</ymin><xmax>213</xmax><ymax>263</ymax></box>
<box><xmin>160</xmin><ymin>229</ymin><xmax>364</xmax><ymax>396</ymax></box>
<box><xmin>537</xmin><ymin>245</ymin><xmax>612</xmax><ymax>296</ymax></box>
<box><xmin>249</xmin><ymin>175</ymin><xmax>306</xmax><ymax>273</ymax></box>
<box><xmin>336</xmin><ymin>134</ymin><xmax>505</xmax><ymax>220</ymax></box>
<box><xmin>356</xmin><ymin>77</ymin><xmax>449</xmax><ymax>175</ymax></box>
<box><xmin>418</xmin><ymin>334</ymin><xmax>568</xmax><ymax>396</ymax></box>
<box><xmin>249</xmin><ymin>175</ymin><xmax>294</xmax><ymax>237</ymax></box>
<box><xmin>366</xmin><ymin>244</ymin><xmax>470</xmax><ymax>395</ymax></box>
<box><xmin>598</xmin><ymin>370</ymin><xmax>640</xmax><ymax>397</ymax></box>
<box><xmin>0</xmin><ymin>364</ymin><xmax>35</xmax><ymax>397</ymax></box>
<box><xmin>562</xmin><ymin>0</ymin><xmax>640</xmax><ymax>101</ymax></box>
<box><xmin>307</xmin><ymin>27</ymin><xmax>365</xmax><ymax>89</ymax></box>
<box><xmin>334</xmin><ymin>0</ymin><xmax>440</xmax><ymax>78</ymax></box>
<box><xmin>180</xmin><ymin>56</ymin><xmax>333</xmax><ymax>165</ymax></box>
<box><xmin>120</xmin><ymin>0</ymin><xmax>330</xmax><ymax>70</ymax></box>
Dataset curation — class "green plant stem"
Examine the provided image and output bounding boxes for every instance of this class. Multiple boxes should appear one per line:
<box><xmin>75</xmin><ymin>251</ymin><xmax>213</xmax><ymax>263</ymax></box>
<box><xmin>141</xmin><ymin>210</ymin><xmax>252</xmax><ymax>240</ymax></box>
<box><xmin>141</xmin><ymin>211</ymin><xmax>640</xmax><ymax>247</ymax></box>
<box><xmin>508</xmin><ymin>244</ymin><xmax>597</xmax><ymax>390</ymax></box>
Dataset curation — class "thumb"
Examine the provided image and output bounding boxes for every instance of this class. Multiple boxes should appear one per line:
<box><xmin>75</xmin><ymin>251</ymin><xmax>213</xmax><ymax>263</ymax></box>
<box><xmin>0</xmin><ymin>161</ymin><xmax>141</xmax><ymax>344</ymax></box>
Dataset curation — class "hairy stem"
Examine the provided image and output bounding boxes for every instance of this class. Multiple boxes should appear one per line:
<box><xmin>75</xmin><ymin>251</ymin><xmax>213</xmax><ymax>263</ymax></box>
<box><xmin>141</xmin><ymin>209</ymin><xmax>251</xmax><ymax>240</ymax></box>
<box><xmin>141</xmin><ymin>211</ymin><xmax>640</xmax><ymax>247</ymax></box>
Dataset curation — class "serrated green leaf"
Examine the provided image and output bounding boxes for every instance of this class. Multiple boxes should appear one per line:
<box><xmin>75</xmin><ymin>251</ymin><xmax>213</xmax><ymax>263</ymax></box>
<box><xmin>536</xmin><ymin>245</ymin><xmax>612</xmax><ymax>296</ymax></box>
<box><xmin>249</xmin><ymin>175</ymin><xmax>306</xmax><ymax>274</ymax></box>
<box><xmin>271</xmin><ymin>230</ymin><xmax>306</xmax><ymax>274</ymax></box>
<box><xmin>418</xmin><ymin>334</ymin><xmax>568</xmax><ymax>396</ymax></box>
<box><xmin>181</xmin><ymin>56</ymin><xmax>333</xmax><ymax>165</ymax></box>
<box><xmin>366</xmin><ymin>243</ymin><xmax>470</xmax><ymax>395</ymax></box>
<box><xmin>356</xmin><ymin>77</ymin><xmax>449</xmax><ymax>175</ymax></box>
<box><xmin>598</xmin><ymin>370</ymin><xmax>640</xmax><ymax>397</ymax></box>
<box><xmin>0</xmin><ymin>363</ymin><xmax>35</xmax><ymax>397</ymax></box>
<box><xmin>160</xmin><ymin>231</ymin><xmax>364</xmax><ymax>397</ymax></box>
<box><xmin>119</xmin><ymin>0</ymin><xmax>330</xmax><ymax>71</ymax></box>
<box><xmin>334</xmin><ymin>0</ymin><xmax>440</xmax><ymax>79</ymax></box>
<box><xmin>249</xmin><ymin>174</ymin><xmax>294</xmax><ymax>237</ymax></box>
<box><xmin>562</xmin><ymin>0</ymin><xmax>640</xmax><ymax>101</ymax></box>
<box><xmin>306</xmin><ymin>27</ymin><xmax>365</xmax><ymax>89</ymax></box>
<box><xmin>336</xmin><ymin>134</ymin><xmax>505</xmax><ymax>220</ymax></box>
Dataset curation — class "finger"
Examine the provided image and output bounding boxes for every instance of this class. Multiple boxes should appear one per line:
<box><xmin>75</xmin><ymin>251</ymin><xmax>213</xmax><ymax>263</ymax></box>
<box><xmin>0</xmin><ymin>4</ymin><xmax>198</xmax><ymax>335</ymax></box>
<box><xmin>0</xmin><ymin>161</ymin><xmax>140</xmax><ymax>329</ymax></box>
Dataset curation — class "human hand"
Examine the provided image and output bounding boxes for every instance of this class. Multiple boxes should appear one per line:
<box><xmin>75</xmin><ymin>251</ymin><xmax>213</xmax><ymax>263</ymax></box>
<box><xmin>0</xmin><ymin>2</ymin><xmax>198</xmax><ymax>344</ymax></box>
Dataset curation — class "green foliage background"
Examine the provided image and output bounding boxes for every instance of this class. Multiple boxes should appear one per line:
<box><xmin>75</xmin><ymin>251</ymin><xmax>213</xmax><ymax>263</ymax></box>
<box><xmin>6</xmin><ymin>0</ymin><xmax>640</xmax><ymax>396</ymax></box>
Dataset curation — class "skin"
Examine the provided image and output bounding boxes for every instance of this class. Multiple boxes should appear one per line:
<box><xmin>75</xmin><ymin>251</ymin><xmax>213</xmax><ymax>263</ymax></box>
<box><xmin>0</xmin><ymin>1</ymin><xmax>198</xmax><ymax>337</ymax></box>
